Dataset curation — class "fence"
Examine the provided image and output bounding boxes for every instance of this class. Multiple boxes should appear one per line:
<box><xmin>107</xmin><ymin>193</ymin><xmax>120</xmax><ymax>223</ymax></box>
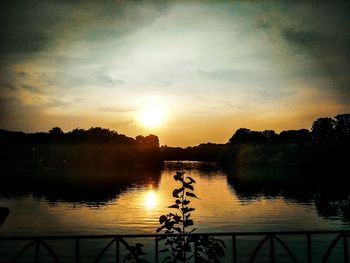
<box><xmin>0</xmin><ymin>230</ymin><xmax>349</xmax><ymax>262</ymax></box>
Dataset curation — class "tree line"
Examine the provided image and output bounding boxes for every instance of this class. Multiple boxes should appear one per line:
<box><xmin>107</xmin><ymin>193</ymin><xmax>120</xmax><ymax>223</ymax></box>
<box><xmin>229</xmin><ymin>114</ymin><xmax>350</xmax><ymax>144</ymax></box>
<box><xmin>0</xmin><ymin>127</ymin><xmax>162</xmax><ymax>201</ymax></box>
<box><xmin>0</xmin><ymin>126</ymin><xmax>160</xmax><ymax>147</ymax></box>
<box><xmin>161</xmin><ymin>113</ymin><xmax>350</xmax><ymax>161</ymax></box>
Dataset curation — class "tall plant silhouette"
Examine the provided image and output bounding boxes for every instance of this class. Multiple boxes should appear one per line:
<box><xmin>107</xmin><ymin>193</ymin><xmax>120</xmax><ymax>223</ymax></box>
<box><xmin>157</xmin><ymin>170</ymin><xmax>225</xmax><ymax>262</ymax></box>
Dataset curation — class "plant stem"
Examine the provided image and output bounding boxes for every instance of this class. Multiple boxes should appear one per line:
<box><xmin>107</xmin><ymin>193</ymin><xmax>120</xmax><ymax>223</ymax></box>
<box><xmin>181</xmin><ymin>171</ymin><xmax>186</xmax><ymax>262</ymax></box>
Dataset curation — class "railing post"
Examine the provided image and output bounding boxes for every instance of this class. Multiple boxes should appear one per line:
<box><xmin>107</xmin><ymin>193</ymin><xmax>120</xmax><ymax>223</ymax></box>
<box><xmin>270</xmin><ymin>235</ymin><xmax>274</xmax><ymax>263</ymax></box>
<box><xmin>116</xmin><ymin>238</ymin><xmax>119</xmax><ymax>263</ymax></box>
<box><xmin>76</xmin><ymin>238</ymin><xmax>80</xmax><ymax>263</ymax></box>
<box><xmin>155</xmin><ymin>236</ymin><xmax>159</xmax><ymax>263</ymax></box>
<box><xmin>35</xmin><ymin>239</ymin><xmax>40</xmax><ymax>263</ymax></box>
<box><xmin>232</xmin><ymin>235</ymin><xmax>236</xmax><ymax>263</ymax></box>
<box><xmin>307</xmin><ymin>233</ymin><xmax>312</xmax><ymax>263</ymax></box>
<box><xmin>194</xmin><ymin>236</ymin><xmax>198</xmax><ymax>263</ymax></box>
<box><xmin>343</xmin><ymin>233</ymin><xmax>348</xmax><ymax>263</ymax></box>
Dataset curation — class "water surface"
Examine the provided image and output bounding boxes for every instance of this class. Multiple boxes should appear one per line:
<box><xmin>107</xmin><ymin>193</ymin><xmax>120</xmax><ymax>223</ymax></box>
<box><xmin>0</xmin><ymin>161</ymin><xmax>348</xmax><ymax>236</ymax></box>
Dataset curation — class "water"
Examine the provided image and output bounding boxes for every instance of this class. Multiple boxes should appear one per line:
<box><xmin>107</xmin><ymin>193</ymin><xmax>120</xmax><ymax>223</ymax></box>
<box><xmin>0</xmin><ymin>161</ymin><xmax>349</xmax><ymax>262</ymax></box>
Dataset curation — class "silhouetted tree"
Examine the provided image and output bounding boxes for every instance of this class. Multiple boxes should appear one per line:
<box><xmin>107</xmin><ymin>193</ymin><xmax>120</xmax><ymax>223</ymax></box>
<box><xmin>262</xmin><ymin>130</ymin><xmax>278</xmax><ymax>143</ymax></box>
<box><xmin>249</xmin><ymin>131</ymin><xmax>268</xmax><ymax>143</ymax></box>
<box><xmin>335</xmin><ymin>114</ymin><xmax>350</xmax><ymax>139</ymax></box>
<box><xmin>135</xmin><ymin>135</ymin><xmax>145</xmax><ymax>144</ymax></box>
<box><xmin>311</xmin><ymin>117</ymin><xmax>336</xmax><ymax>141</ymax></box>
<box><xmin>229</xmin><ymin>128</ymin><xmax>251</xmax><ymax>144</ymax></box>
<box><xmin>229</xmin><ymin>128</ymin><xmax>267</xmax><ymax>144</ymax></box>
<box><xmin>136</xmin><ymin>134</ymin><xmax>159</xmax><ymax>147</ymax></box>
<box><xmin>49</xmin><ymin>127</ymin><xmax>64</xmax><ymax>136</ymax></box>
<box><xmin>85</xmin><ymin>127</ymin><xmax>116</xmax><ymax>142</ymax></box>
<box><xmin>67</xmin><ymin>128</ymin><xmax>86</xmax><ymax>143</ymax></box>
<box><xmin>278</xmin><ymin>129</ymin><xmax>311</xmax><ymax>144</ymax></box>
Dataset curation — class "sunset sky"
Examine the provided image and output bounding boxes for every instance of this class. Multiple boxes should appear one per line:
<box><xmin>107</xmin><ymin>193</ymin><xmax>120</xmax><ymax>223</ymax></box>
<box><xmin>1</xmin><ymin>1</ymin><xmax>349</xmax><ymax>146</ymax></box>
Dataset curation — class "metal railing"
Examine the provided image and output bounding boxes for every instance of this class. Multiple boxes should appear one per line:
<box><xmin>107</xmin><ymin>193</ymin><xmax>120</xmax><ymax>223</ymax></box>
<box><xmin>0</xmin><ymin>230</ymin><xmax>349</xmax><ymax>262</ymax></box>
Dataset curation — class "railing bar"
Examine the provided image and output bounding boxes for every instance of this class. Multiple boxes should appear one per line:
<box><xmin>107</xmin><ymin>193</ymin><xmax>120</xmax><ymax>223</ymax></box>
<box><xmin>116</xmin><ymin>238</ymin><xmax>119</xmax><ymax>263</ymax></box>
<box><xmin>1</xmin><ymin>230</ymin><xmax>348</xmax><ymax>240</ymax></box>
<box><xmin>273</xmin><ymin>236</ymin><xmax>298</xmax><ymax>263</ymax></box>
<box><xmin>344</xmin><ymin>234</ymin><xmax>348</xmax><ymax>263</ymax></box>
<box><xmin>76</xmin><ymin>238</ymin><xmax>79</xmax><ymax>263</ymax></box>
<box><xmin>248</xmin><ymin>235</ymin><xmax>271</xmax><ymax>263</ymax></box>
<box><xmin>155</xmin><ymin>236</ymin><xmax>159</xmax><ymax>263</ymax></box>
<box><xmin>307</xmin><ymin>233</ymin><xmax>312</xmax><ymax>263</ymax></box>
<box><xmin>270</xmin><ymin>235</ymin><xmax>274</xmax><ymax>263</ymax></box>
<box><xmin>232</xmin><ymin>235</ymin><xmax>236</xmax><ymax>263</ymax></box>
<box><xmin>11</xmin><ymin>240</ymin><xmax>36</xmax><ymax>262</ymax></box>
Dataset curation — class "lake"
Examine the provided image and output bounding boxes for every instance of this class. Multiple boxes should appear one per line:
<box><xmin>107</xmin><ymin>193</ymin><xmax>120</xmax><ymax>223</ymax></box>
<box><xmin>0</xmin><ymin>161</ymin><xmax>349</xmax><ymax>262</ymax></box>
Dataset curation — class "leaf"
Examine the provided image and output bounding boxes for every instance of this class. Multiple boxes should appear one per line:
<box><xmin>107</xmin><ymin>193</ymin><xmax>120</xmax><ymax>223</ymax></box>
<box><xmin>175</xmin><ymin>199</ymin><xmax>181</xmax><ymax>204</ymax></box>
<box><xmin>182</xmin><ymin>200</ymin><xmax>190</xmax><ymax>205</ymax></box>
<box><xmin>173</xmin><ymin>227</ymin><xmax>182</xmax><ymax>233</ymax></box>
<box><xmin>156</xmin><ymin>227</ymin><xmax>164</xmax><ymax>233</ymax></box>
<box><xmin>159</xmin><ymin>215</ymin><xmax>167</xmax><ymax>224</ymax></box>
<box><xmin>189</xmin><ymin>228</ymin><xmax>196</xmax><ymax>233</ymax></box>
<box><xmin>168</xmin><ymin>204</ymin><xmax>179</xmax><ymax>209</ymax></box>
<box><xmin>172</xmin><ymin>187</ymin><xmax>184</xmax><ymax>198</ymax></box>
<box><xmin>172</xmin><ymin>189</ymin><xmax>180</xmax><ymax>198</ymax></box>
<box><xmin>181</xmin><ymin>207</ymin><xmax>195</xmax><ymax>214</ymax></box>
<box><xmin>186</xmin><ymin>192</ymin><xmax>199</xmax><ymax>199</ymax></box>
<box><xmin>183</xmin><ymin>182</ymin><xmax>194</xmax><ymax>190</ymax></box>
<box><xmin>187</xmin><ymin>176</ymin><xmax>196</xmax><ymax>183</ymax></box>
<box><xmin>173</xmin><ymin>214</ymin><xmax>181</xmax><ymax>221</ymax></box>
<box><xmin>182</xmin><ymin>207</ymin><xmax>195</xmax><ymax>213</ymax></box>
<box><xmin>183</xmin><ymin>219</ymin><xmax>194</xmax><ymax>227</ymax></box>
<box><xmin>136</xmin><ymin>243</ymin><xmax>144</xmax><ymax>248</ymax></box>
<box><xmin>173</xmin><ymin>172</ymin><xmax>184</xmax><ymax>181</ymax></box>
<box><xmin>165</xmin><ymin>221</ymin><xmax>175</xmax><ymax>230</ymax></box>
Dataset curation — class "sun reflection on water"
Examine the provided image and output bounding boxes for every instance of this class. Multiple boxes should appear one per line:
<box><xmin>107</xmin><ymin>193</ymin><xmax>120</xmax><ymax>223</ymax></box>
<box><xmin>144</xmin><ymin>189</ymin><xmax>158</xmax><ymax>209</ymax></box>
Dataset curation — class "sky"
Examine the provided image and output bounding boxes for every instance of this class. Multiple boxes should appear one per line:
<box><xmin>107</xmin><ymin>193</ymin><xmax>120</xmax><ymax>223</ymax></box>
<box><xmin>1</xmin><ymin>1</ymin><xmax>350</xmax><ymax>146</ymax></box>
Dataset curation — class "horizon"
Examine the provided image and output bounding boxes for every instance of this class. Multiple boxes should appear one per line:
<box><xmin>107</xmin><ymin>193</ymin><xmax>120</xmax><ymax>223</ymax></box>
<box><xmin>1</xmin><ymin>1</ymin><xmax>350</xmax><ymax>147</ymax></box>
<box><xmin>1</xmin><ymin>111</ymin><xmax>347</xmax><ymax>147</ymax></box>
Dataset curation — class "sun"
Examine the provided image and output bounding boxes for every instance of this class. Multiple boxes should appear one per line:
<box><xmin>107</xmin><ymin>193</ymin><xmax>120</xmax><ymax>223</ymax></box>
<box><xmin>139</xmin><ymin>105</ymin><xmax>163</xmax><ymax>128</ymax></box>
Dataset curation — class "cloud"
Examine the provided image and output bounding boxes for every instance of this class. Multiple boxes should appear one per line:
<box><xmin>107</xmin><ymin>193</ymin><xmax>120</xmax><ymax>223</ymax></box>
<box><xmin>0</xmin><ymin>81</ymin><xmax>16</xmax><ymax>90</ymax></box>
<box><xmin>253</xmin><ymin>2</ymin><xmax>350</xmax><ymax>103</ymax></box>
<box><xmin>289</xmin><ymin>31</ymin><xmax>350</xmax><ymax>102</ymax></box>
<box><xmin>98</xmin><ymin>106</ymin><xmax>138</xmax><ymax>113</ymax></box>
<box><xmin>21</xmin><ymin>84</ymin><xmax>43</xmax><ymax>94</ymax></box>
<box><xmin>282</xmin><ymin>28</ymin><xmax>328</xmax><ymax>49</ymax></box>
<box><xmin>0</xmin><ymin>1</ymin><xmax>76</xmax><ymax>58</ymax></box>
